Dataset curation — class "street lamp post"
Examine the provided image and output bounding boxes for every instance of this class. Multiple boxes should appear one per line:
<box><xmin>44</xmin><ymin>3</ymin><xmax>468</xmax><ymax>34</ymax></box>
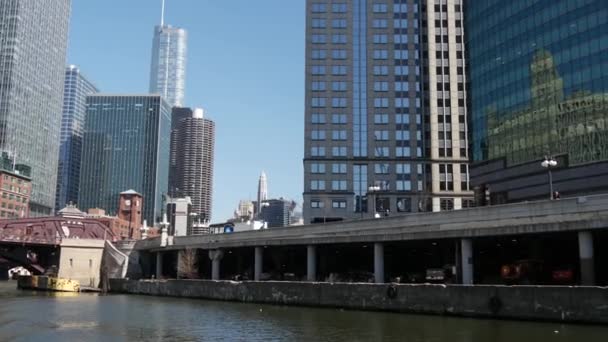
<box><xmin>541</xmin><ymin>156</ymin><xmax>558</xmax><ymax>200</ymax></box>
<box><xmin>368</xmin><ymin>185</ymin><xmax>381</xmax><ymax>218</ymax></box>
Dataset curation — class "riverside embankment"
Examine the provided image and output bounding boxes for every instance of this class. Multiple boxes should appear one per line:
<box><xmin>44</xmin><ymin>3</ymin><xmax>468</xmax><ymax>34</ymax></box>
<box><xmin>109</xmin><ymin>279</ymin><xmax>608</xmax><ymax>324</ymax></box>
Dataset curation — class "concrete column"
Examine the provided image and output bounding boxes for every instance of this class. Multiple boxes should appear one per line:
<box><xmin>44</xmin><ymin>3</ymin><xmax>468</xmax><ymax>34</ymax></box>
<box><xmin>578</xmin><ymin>231</ymin><xmax>595</xmax><ymax>286</ymax></box>
<box><xmin>155</xmin><ymin>252</ymin><xmax>163</xmax><ymax>279</ymax></box>
<box><xmin>461</xmin><ymin>238</ymin><xmax>473</xmax><ymax>285</ymax></box>
<box><xmin>307</xmin><ymin>245</ymin><xmax>317</xmax><ymax>281</ymax></box>
<box><xmin>254</xmin><ymin>246</ymin><xmax>263</xmax><ymax>281</ymax></box>
<box><xmin>374</xmin><ymin>242</ymin><xmax>384</xmax><ymax>283</ymax></box>
<box><xmin>208</xmin><ymin>249</ymin><xmax>223</xmax><ymax>280</ymax></box>
<box><xmin>454</xmin><ymin>240</ymin><xmax>462</xmax><ymax>283</ymax></box>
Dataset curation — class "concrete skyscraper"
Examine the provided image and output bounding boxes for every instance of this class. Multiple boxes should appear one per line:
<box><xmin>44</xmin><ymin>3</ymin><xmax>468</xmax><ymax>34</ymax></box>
<box><xmin>257</xmin><ymin>171</ymin><xmax>268</xmax><ymax>214</ymax></box>
<box><xmin>55</xmin><ymin>66</ymin><xmax>99</xmax><ymax>211</ymax></box>
<box><xmin>149</xmin><ymin>0</ymin><xmax>187</xmax><ymax>107</ymax></box>
<box><xmin>168</xmin><ymin>107</ymin><xmax>215</xmax><ymax>222</ymax></box>
<box><xmin>303</xmin><ymin>0</ymin><xmax>471</xmax><ymax>224</ymax></box>
<box><xmin>79</xmin><ymin>95</ymin><xmax>171</xmax><ymax>224</ymax></box>
<box><xmin>0</xmin><ymin>0</ymin><xmax>71</xmax><ymax>216</ymax></box>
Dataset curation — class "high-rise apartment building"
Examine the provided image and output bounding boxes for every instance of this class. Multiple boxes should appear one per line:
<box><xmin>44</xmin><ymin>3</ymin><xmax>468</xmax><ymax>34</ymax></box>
<box><xmin>55</xmin><ymin>65</ymin><xmax>98</xmax><ymax>211</ymax></box>
<box><xmin>303</xmin><ymin>0</ymin><xmax>471</xmax><ymax>224</ymax></box>
<box><xmin>0</xmin><ymin>0</ymin><xmax>71</xmax><ymax>216</ymax></box>
<box><xmin>466</xmin><ymin>0</ymin><xmax>608</xmax><ymax>203</ymax></box>
<box><xmin>168</xmin><ymin>107</ymin><xmax>215</xmax><ymax>222</ymax></box>
<box><xmin>149</xmin><ymin>1</ymin><xmax>187</xmax><ymax>107</ymax></box>
<box><xmin>79</xmin><ymin>95</ymin><xmax>171</xmax><ymax>224</ymax></box>
<box><xmin>256</xmin><ymin>171</ymin><xmax>268</xmax><ymax>215</ymax></box>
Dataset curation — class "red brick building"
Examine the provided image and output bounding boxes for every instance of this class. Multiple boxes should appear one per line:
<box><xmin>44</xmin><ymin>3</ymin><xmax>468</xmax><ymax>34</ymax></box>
<box><xmin>117</xmin><ymin>190</ymin><xmax>143</xmax><ymax>238</ymax></box>
<box><xmin>0</xmin><ymin>170</ymin><xmax>31</xmax><ymax>219</ymax></box>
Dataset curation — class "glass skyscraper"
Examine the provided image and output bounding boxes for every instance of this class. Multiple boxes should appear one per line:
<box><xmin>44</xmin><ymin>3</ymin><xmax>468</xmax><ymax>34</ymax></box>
<box><xmin>55</xmin><ymin>66</ymin><xmax>98</xmax><ymax>211</ymax></box>
<box><xmin>0</xmin><ymin>0</ymin><xmax>71</xmax><ymax>216</ymax></box>
<box><xmin>149</xmin><ymin>24</ymin><xmax>187</xmax><ymax>108</ymax></box>
<box><xmin>467</xmin><ymin>0</ymin><xmax>608</xmax><ymax>203</ymax></box>
<box><xmin>79</xmin><ymin>95</ymin><xmax>171</xmax><ymax>225</ymax></box>
<box><xmin>303</xmin><ymin>0</ymin><xmax>471</xmax><ymax>224</ymax></box>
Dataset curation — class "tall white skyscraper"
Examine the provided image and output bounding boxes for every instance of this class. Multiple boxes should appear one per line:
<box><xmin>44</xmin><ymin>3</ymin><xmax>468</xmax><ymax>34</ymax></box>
<box><xmin>149</xmin><ymin>0</ymin><xmax>187</xmax><ymax>107</ymax></box>
<box><xmin>257</xmin><ymin>171</ymin><xmax>268</xmax><ymax>214</ymax></box>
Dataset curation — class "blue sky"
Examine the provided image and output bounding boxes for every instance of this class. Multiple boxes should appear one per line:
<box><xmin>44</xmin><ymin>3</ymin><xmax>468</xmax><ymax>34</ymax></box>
<box><xmin>69</xmin><ymin>0</ymin><xmax>305</xmax><ymax>222</ymax></box>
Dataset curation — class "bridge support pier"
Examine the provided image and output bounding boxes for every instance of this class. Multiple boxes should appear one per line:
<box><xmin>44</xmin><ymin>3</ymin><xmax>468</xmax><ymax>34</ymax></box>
<box><xmin>254</xmin><ymin>246</ymin><xmax>263</xmax><ymax>281</ymax></box>
<box><xmin>461</xmin><ymin>238</ymin><xmax>473</xmax><ymax>285</ymax></box>
<box><xmin>374</xmin><ymin>242</ymin><xmax>384</xmax><ymax>283</ymax></box>
<box><xmin>155</xmin><ymin>252</ymin><xmax>163</xmax><ymax>279</ymax></box>
<box><xmin>209</xmin><ymin>249</ymin><xmax>224</xmax><ymax>280</ymax></box>
<box><xmin>578</xmin><ymin>231</ymin><xmax>595</xmax><ymax>285</ymax></box>
<box><xmin>307</xmin><ymin>245</ymin><xmax>316</xmax><ymax>281</ymax></box>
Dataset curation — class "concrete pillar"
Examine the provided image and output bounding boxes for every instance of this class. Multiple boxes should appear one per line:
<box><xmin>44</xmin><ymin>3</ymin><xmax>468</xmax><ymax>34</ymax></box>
<box><xmin>155</xmin><ymin>252</ymin><xmax>163</xmax><ymax>279</ymax></box>
<box><xmin>307</xmin><ymin>245</ymin><xmax>317</xmax><ymax>281</ymax></box>
<box><xmin>461</xmin><ymin>238</ymin><xmax>473</xmax><ymax>285</ymax></box>
<box><xmin>454</xmin><ymin>240</ymin><xmax>462</xmax><ymax>283</ymax></box>
<box><xmin>374</xmin><ymin>242</ymin><xmax>384</xmax><ymax>283</ymax></box>
<box><xmin>578</xmin><ymin>231</ymin><xmax>595</xmax><ymax>286</ymax></box>
<box><xmin>208</xmin><ymin>249</ymin><xmax>224</xmax><ymax>280</ymax></box>
<box><xmin>254</xmin><ymin>246</ymin><xmax>263</xmax><ymax>281</ymax></box>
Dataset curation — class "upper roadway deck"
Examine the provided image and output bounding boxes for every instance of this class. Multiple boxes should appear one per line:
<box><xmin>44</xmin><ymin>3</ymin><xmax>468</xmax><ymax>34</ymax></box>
<box><xmin>137</xmin><ymin>194</ymin><xmax>608</xmax><ymax>252</ymax></box>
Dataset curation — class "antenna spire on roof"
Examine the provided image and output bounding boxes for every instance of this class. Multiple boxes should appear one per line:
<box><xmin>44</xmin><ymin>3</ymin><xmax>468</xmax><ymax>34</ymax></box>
<box><xmin>160</xmin><ymin>0</ymin><xmax>166</xmax><ymax>26</ymax></box>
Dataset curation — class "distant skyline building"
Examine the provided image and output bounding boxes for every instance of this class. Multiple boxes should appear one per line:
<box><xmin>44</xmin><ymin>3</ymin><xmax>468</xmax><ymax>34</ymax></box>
<box><xmin>79</xmin><ymin>95</ymin><xmax>171</xmax><ymax>224</ymax></box>
<box><xmin>235</xmin><ymin>200</ymin><xmax>254</xmax><ymax>219</ymax></box>
<box><xmin>55</xmin><ymin>65</ymin><xmax>99</xmax><ymax>212</ymax></box>
<box><xmin>260</xmin><ymin>198</ymin><xmax>294</xmax><ymax>228</ymax></box>
<box><xmin>168</xmin><ymin>107</ymin><xmax>215</xmax><ymax>222</ymax></box>
<box><xmin>166</xmin><ymin>196</ymin><xmax>192</xmax><ymax>236</ymax></box>
<box><xmin>303</xmin><ymin>0</ymin><xmax>471</xmax><ymax>223</ymax></box>
<box><xmin>0</xmin><ymin>0</ymin><xmax>72</xmax><ymax>216</ymax></box>
<box><xmin>467</xmin><ymin>0</ymin><xmax>608</xmax><ymax>204</ymax></box>
<box><xmin>149</xmin><ymin>0</ymin><xmax>187</xmax><ymax>107</ymax></box>
<box><xmin>256</xmin><ymin>171</ymin><xmax>268</xmax><ymax>214</ymax></box>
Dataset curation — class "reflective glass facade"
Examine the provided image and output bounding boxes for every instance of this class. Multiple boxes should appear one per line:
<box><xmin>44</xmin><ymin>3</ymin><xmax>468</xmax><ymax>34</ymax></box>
<box><xmin>79</xmin><ymin>95</ymin><xmax>171</xmax><ymax>224</ymax></box>
<box><xmin>0</xmin><ymin>0</ymin><xmax>71</xmax><ymax>215</ymax></box>
<box><xmin>149</xmin><ymin>25</ymin><xmax>187</xmax><ymax>108</ymax></box>
<box><xmin>467</xmin><ymin>1</ymin><xmax>608</xmax><ymax>166</ymax></box>
<box><xmin>55</xmin><ymin>66</ymin><xmax>98</xmax><ymax>211</ymax></box>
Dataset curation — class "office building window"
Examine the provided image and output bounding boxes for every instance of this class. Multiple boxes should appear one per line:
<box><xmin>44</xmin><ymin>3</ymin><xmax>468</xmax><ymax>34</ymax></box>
<box><xmin>311</xmin><ymin>3</ymin><xmax>326</xmax><ymax>13</ymax></box>
<box><xmin>331</xmin><ymin>180</ymin><xmax>347</xmax><ymax>191</ymax></box>
<box><xmin>374</xmin><ymin>163</ymin><xmax>390</xmax><ymax>174</ymax></box>
<box><xmin>311</xmin><ymin>130</ymin><xmax>325</xmax><ymax>140</ymax></box>
<box><xmin>311</xmin><ymin>146</ymin><xmax>325</xmax><ymax>156</ymax></box>
<box><xmin>332</xmin><ymin>146</ymin><xmax>347</xmax><ymax>157</ymax></box>
<box><xmin>310</xmin><ymin>180</ymin><xmax>326</xmax><ymax>190</ymax></box>
<box><xmin>396</xmin><ymin>198</ymin><xmax>411</xmax><ymax>212</ymax></box>
<box><xmin>332</xmin><ymin>163</ymin><xmax>347</xmax><ymax>174</ymax></box>
<box><xmin>332</xmin><ymin>3</ymin><xmax>347</xmax><ymax>13</ymax></box>
<box><xmin>311</xmin><ymin>200</ymin><xmax>325</xmax><ymax>208</ymax></box>
<box><xmin>332</xmin><ymin>114</ymin><xmax>347</xmax><ymax>124</ymax></box>
<box><xmin>311</xmin><ymin>113</ymin><xmax>325</xmax><ymax>124</ymax></box>
<box><xmin>332</xmin><ymin>200</ymin><xmax>347</xmax><ymax>209</ymax></box>
<box><xmin>310</xmin><ymin>163</ymin><xmax>326</xmax><ymax>174</ymax></box>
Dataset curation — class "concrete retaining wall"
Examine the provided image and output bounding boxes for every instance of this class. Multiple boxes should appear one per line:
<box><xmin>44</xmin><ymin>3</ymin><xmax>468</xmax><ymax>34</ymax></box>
<box><xmin>109</xmin><ymin>279</ymin><xmax>608</xmax><ymax>324</ymax></box>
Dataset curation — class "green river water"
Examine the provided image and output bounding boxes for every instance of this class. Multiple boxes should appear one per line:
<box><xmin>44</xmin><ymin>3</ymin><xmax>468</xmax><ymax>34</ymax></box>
<box><xmin>0</xmin><ymin>281</ymin><xmax>606</xmax><ymax>341</ymax></box>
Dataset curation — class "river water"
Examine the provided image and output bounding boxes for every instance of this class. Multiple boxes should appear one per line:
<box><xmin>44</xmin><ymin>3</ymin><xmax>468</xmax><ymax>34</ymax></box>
<box><xmin>0</xmin><ymin>281</ymin><xmax>606</xmax><ymax>341</ymax></box>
